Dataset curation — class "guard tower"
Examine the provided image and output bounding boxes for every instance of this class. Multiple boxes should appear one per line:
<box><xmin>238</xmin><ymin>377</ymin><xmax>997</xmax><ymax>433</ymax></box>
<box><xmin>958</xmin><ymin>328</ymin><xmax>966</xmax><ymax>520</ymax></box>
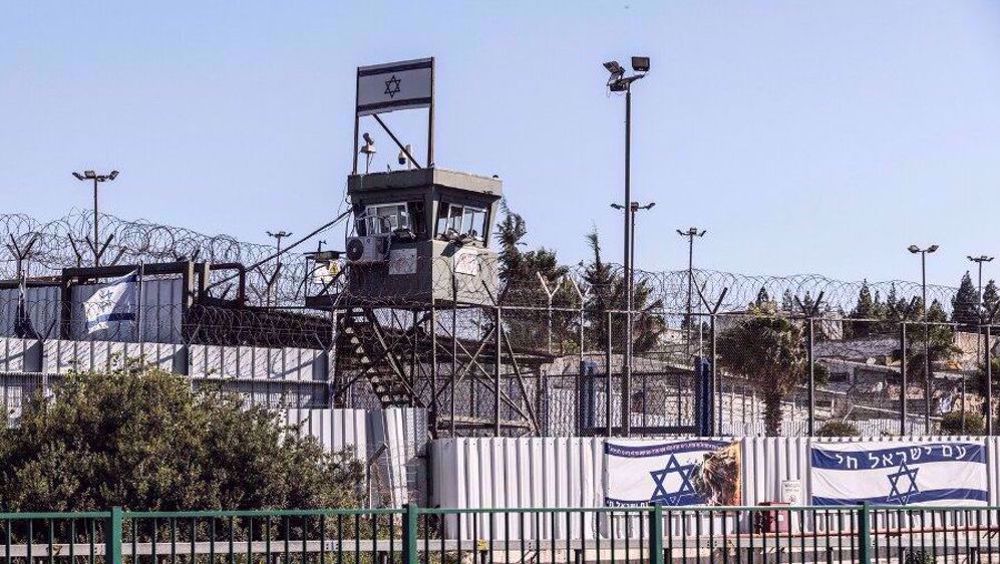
<box><xmin>340</xmin><ymin>167</ymin><xmax>501</xmax><ymax>307</ymax></box>
<box><xmin>302</xmin><ymin>58</ymin><xmax>547</xmax><ymax>439</ymax></box>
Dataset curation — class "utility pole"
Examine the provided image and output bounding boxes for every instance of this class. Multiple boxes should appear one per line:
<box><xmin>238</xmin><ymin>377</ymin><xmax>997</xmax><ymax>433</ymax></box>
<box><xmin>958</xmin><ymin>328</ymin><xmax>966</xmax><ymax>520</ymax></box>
<box><xmin>676</xmin><ymin>227</ymin><xmax>707</xmax><ymax>359</ymax></box>
<box><xmin>72</xmin><ymin>169</ymin><xmax>119</xmax><ymax>267</ymax></box>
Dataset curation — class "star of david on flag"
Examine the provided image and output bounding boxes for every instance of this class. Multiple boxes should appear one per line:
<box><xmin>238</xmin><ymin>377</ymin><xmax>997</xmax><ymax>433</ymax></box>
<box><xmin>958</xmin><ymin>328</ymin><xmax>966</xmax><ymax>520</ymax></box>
<box><xmin>887</xmin><ymin>463</ymin><xmax>919</xmax><ymax>505</ymax></box>
<box><xmin>650</xmin><ymin>455</ymin><xmax>698</xmax><ymax>506</ymax></box>
<box><xmin>83</xmin><ymin>270</ymin><xmax>139</xmax><ymax>334</ymax></box>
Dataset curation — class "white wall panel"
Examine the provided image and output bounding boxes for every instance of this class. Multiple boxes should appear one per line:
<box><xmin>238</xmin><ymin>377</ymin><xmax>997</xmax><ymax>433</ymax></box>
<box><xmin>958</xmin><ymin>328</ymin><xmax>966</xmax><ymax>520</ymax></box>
<box><xmin>42</xmin><ymin>339</ymin><xmax>180</xmax><ymax>374</ymax></box>
<box><xmin>284</xmin><ymin>407</ymin><xmax>368</xmax><ymax>462</ymax></box>
<box><xmin>187</xmin><ymin>344</ymin><xmax>321</xmax><ymax>382</ymax></box>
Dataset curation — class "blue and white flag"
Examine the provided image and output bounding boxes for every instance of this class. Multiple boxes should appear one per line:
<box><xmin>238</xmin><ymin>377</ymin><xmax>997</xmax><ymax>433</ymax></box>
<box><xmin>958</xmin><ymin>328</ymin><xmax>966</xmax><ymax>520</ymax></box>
<box><xmin>83</xmin><ymin>271</ymin><xmax>139</xmax><ymax>334</ymax></box>
<box><xmin>811</xmin><ymin>441</ymin><xmax>988</xmax><ymax>506</ymax></box>
<box><xmin>604</xmin><ymin>439</ymin><xmax>742</xmax><ymax>507</ymax></box>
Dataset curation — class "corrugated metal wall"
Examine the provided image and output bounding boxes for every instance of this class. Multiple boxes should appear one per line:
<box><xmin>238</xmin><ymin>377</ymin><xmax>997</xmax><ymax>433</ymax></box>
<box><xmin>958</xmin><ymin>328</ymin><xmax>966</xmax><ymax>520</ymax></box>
<box><xmin>0</xmin><ymin>285</ymin><xmax>61</xmax><ymax>339</ymax></box>
<box><xmin>187</xmin><ymin>344</ymin><xmax>325</xmax><ymax>382</ymax></box>
<box><xmin>432</xmin><ymin>435</ymin><xmax>1000</xmax><ymax>539</ymax></box>
<box><xmin>284</xmin><ymin>408</ymin><xmax>368</xmax><ymax>462</ymax></box>
<box><xmin>43</xmin><ymin>340</ymin><xmax>182</xmax><ymax>374</ymax></box>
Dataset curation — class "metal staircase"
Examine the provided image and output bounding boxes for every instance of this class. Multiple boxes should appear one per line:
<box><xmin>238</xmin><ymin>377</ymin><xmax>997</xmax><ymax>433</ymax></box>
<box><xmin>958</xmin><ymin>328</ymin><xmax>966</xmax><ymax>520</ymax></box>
<box><xmin>337</xmin><ymin>307</ymin><xmax>417</xmax><ymax>408</ymax></box>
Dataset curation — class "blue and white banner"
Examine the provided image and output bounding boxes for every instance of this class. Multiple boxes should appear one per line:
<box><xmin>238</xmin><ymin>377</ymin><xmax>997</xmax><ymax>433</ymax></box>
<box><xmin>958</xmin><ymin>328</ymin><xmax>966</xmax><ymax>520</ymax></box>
<box><xmin>810</xmin><ymin>441</ymin><xmax>987</xmax><ymax>506</ymax></box>
<box><xmin>604</xmin><ymin>439</ymin><xmax>742</xmax><ymax>507</ymax></box>
<box><xmin>83</xmin><ymin>271</ymin><xmax>139</xmax><ymax>334</ymax></box>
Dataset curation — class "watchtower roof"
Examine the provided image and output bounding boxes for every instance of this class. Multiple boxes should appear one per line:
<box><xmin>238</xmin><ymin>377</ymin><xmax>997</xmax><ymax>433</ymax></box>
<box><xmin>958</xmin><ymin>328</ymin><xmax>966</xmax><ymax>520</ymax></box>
<box><xmin>347</xmin><ymin>167</ymin><xmax>502</xmax><ymax>197</ymax></box>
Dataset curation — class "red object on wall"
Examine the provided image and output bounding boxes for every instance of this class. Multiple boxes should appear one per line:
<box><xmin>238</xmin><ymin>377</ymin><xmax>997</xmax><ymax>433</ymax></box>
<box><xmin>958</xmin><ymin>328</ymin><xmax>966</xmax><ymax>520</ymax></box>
<box><xmin>756</xmin><ymin>502</ymin><xmax>790</xmax><ymax>533</ymax></box>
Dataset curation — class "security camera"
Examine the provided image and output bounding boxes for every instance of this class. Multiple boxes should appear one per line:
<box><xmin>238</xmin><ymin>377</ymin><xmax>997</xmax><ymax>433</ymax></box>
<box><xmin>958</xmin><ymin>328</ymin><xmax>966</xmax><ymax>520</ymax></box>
<box><xmin>397</xmin><ymin>144</ymin><xmax>412</xmax><ymax>169</ymax></box>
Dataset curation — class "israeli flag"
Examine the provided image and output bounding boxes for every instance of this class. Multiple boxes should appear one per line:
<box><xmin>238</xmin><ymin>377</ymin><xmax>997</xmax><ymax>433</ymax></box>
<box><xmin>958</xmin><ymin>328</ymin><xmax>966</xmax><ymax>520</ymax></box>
<box><xmin>83</xmin><ymin>270</ymin><xmax>139</xmax><ymax>334</ymax></box>
<box><xmin>811</xmin><ymin>441</ymin><xmax>988</xmax><ymax>506</ymax></box>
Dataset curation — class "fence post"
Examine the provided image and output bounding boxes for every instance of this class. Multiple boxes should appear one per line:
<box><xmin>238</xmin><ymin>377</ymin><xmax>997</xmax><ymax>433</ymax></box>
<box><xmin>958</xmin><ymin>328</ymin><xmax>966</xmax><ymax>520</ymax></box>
<box><xmin>106</xmin><ymin>506</ymin><xmax>122</xmax><ymax>564</ymax></box>
<box><xmin>403</xmin><ymin>503</ymin><xmax>419</xmax><ymax>564</ymax></box>
<box><xmin>858</xmin><ymin>502</ymin><xmax>871</xmax><ymax>564</ymax></box>
<box><xmin>648</xmin><ymin>504</ymin><xmax>664</xmax><ymax>564</ymax></box>
<box><xmin>900</xmin><ymin>322</ymin><xmax>908</xmax><ymax>435</ymax></box>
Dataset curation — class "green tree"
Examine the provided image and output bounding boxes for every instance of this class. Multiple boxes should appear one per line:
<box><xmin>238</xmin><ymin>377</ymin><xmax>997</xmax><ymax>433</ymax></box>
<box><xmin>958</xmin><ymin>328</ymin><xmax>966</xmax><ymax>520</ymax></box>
<box><xmin>984</xmin><ymin>280</ymin><xmax>999</xmax><ymax>319</ymax></box>
<box><xmin>847</xmin><ymin>280</ymin><xmax>877</xmax><ymax>338</ymax></box>
<box><xmin>716</xmin><ymin>303</ymin><xmax>809</xmax><ymax>435</ymax></box>
<box><xmin>897</xmin><ymin>299</ymin><xmax>961</xmax><ymax>385</ymax></box>
<box><xmin>582</xmin><ymin>228</ymin><xmax>664</xmax><ymax>353</ymax></box>
<box><xmin>494</xmin><ymin>200</ymin><xmax>573</xmax><ymax>351</ymax></box>
<box><xmin>952</xmin><ymin>271</ymin><xmax>980</xmax><ymax>328</ymax></box>
<box><xmin>755</xmin><ymin>287</ymin><xmax>771</xmax><ymax>307</ymax></box>
<box><xmin>780</xmin><ymin>289</ymin><xmax>794</xmax><ymax>313</ymax></box>
<box><xmin>939</xmin><ymin>411</ymin><xmax>984</xmax><ymax>435</ymax></box>
<box><xmin>0</xmin><ymin>365</ymin><xmax>363</xmax><ymax>511</ymax></box>
<box><xmin>815</xmin><ymin>421</ymin><xmax>860</xmax><ymax>437</ymax></box>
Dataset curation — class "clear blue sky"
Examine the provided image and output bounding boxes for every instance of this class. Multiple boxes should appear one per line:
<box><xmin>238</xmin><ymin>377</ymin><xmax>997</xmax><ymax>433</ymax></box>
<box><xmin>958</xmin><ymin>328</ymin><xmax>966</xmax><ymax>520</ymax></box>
<box><xmin>3</xmin><ymin>2</ymin><xmax>999</xmax><ymax>287</ymax></box>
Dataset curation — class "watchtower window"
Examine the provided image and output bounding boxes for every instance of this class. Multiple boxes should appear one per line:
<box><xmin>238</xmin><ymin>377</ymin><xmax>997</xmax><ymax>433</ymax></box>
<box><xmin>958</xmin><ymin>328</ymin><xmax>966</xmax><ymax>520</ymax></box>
<box><xmin>436</xmin><ymin>203</ymin><xmax>487</xmax><ymax>241</ymax></box>
<box><xmin>359</xmin><ymin>203</ymin><xmax>409</xmax><ymax>236</ymax></box>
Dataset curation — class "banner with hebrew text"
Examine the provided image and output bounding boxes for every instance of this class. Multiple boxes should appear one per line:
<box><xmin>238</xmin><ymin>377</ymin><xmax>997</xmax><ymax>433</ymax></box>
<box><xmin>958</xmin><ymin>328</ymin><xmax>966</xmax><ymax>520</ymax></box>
<box><xmin>810</xmin><ymin>441</ymin><xmax>987</xmax><ymax>506</ymax></box>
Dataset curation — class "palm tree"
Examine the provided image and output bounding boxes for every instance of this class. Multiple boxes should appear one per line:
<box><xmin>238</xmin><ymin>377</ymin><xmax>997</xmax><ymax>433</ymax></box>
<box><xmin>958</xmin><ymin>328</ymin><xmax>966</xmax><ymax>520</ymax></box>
<box><xmin>716</xmin><ymin>303</ymin><xmax>808</xmax><ymax>435</ymax></box>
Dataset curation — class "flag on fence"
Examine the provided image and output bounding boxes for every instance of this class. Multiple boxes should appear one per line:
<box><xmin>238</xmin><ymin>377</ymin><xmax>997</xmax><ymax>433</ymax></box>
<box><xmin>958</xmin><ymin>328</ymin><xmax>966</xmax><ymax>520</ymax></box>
<box><xmin>810</xmin><ymin>441</ymin><xmax>988</xmax><ymax>506</ymax></box>
<box><xmin>13</xmin><ymin>277</ymin><xmax>39</xmax><ymax>339</ymax></box>
<box><xmin>83</xmin><ymin>270</ymin><xmax>139</xmax><ymax>334</ymax></box>
<box><xmin>604</xmin><ymin>440</ymin><xmax>742</xmax><ymax>507</ymax></box>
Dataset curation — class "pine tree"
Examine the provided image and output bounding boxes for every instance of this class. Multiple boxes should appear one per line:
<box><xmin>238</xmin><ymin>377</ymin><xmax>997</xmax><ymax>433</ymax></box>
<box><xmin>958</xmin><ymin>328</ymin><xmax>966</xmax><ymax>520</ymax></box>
<box><xmin>781</xmin><ymin>289</ymin><xmax>795</xmax><ymax>313</ymax></box>
<box><xmin>952</xmin><ymin>271</ymin><xmax>979</xmax><ymax>328</ymax></box>
<box><xmin>755</xmin><ymin>287</ymin><xmax>771</xmax><ymax>307</ymax></box>
<box><xmin>849</xmin><ymin>280</ymin><xmax>876</xmax><ymax>338</ymax></box>
<box><xmin>885</xmin><ymin>284</ymin><xmax>900</xmax><ymax>320</ymax></box>
<box><xmin>984</xmin><ymin>280</ymin><xmax>999</xmax><ymax>319</ymax></box>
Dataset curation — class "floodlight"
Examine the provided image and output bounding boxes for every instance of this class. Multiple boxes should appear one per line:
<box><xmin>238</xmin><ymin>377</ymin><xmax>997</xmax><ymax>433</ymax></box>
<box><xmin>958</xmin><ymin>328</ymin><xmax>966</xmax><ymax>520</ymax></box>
<box><xmin>908</xmin><ymin>245</ymin><xmax>920</xmax><ymax>254</ymax></box>
<box><xmin>360</xmin><ymin>132</ymin><xmax>376</xmax><ymax>155</ymax></box>
<box><xmin>631</xmin><ymin>56</ymin><xmax>650</xmax><ymax>72</ymax></box>
<box><xmin>611</xmin><ymin>203</ymin><xmax>625</xmax><ymax>210</ymax></box>
<box><xmin>72</xmin><ymin>172</ymin><xmax>84</xmax><ymax>180</ymax></box>
<box><xmin>84</xmin><ymin>170</ymin><xmax>96</xmax><ymax>179</ymax></box>
<box><xmin>603</xmin><ymin>61</ymin><xmax>624</xmax><ymax>76</ymax></box>
<box><xmin>109</xmin><ymin>170</ymin><xmax>119</xmax><ymax>180</ymax></box>
<box><xmin>928</xmin><ymin>245</ymin><xmax>939</xmax><ymax>253</ymax></box>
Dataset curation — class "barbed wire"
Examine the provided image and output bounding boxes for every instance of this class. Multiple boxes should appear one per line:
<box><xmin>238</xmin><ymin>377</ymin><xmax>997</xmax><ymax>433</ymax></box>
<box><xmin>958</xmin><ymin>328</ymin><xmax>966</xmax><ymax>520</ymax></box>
<box><xmin>1</xmin><ymin>211</ymin><xmax>964</xmax><ymax>314</ymax></box>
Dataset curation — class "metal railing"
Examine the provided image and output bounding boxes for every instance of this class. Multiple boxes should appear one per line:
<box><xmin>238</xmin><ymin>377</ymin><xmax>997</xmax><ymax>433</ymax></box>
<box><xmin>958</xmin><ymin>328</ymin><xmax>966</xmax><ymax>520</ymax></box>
<box><xmin>3</xmin><ymin>504</ymin><xmax>1000</xmax><ymax>564</ymax></box>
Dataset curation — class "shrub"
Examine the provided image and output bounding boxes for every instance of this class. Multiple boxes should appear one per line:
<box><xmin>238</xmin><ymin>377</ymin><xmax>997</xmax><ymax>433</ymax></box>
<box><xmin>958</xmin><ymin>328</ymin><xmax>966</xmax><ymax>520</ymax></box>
<box><xmin>0</xmin><ymin>363</ymin><xmax>363</xmax><ymax>511</ymax></box>
<box><xmin>938</xmin><ymin>410</ymin><xmax>985</xmax><ymax>435</ymax></box>
<box><xmin>815</xmin><ymin>421</ymin><xmax>860</xmax><ymax>437</ymax></box>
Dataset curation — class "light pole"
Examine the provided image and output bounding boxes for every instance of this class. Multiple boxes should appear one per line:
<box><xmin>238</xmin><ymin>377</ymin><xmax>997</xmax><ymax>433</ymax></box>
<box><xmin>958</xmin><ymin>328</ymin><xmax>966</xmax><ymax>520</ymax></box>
<box><xmin>909</xmin><ymin>244</ymin><xmax>938</xmax><ymax>433</ymax></box>
<box><xmin>604</xmin><ymin>56</ymin><xmax>649</xmax><ymax>437</ymax></box>
<box><xmin>677</xmin><ymin>227</ymin><xmax>707</xmax><ymax>358</ymax></box>
<box><xmin>969</xmin><ymin>255</ymin><xmax>994</xmax><ymax>432</ymax></box>
<box><xmin>968</xmin><ymin>256</ymin><xmax>994</xmax><ymax>317</ymax></box>
<box><xmin>267</xmin><ymin>230</ymin><xmax>292</xmax><ymax>306</ymax></box>
<box><xmin>72</xmin><ymin>169</ymin><xmax>119</xmax><ymax>266</ymax></box>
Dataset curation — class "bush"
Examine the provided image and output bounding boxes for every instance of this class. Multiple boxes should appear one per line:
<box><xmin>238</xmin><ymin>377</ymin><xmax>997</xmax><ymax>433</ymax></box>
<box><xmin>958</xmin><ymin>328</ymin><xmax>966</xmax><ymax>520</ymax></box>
<box><xmin>0</xmin><ymin>363</ymin><xmax>363</xmax><ymax>511</ymax></box>
<box><xmin>815</xmin><ymin>421</ymin><xmax>860</xmax><ymax>437</ymax></box>
<box><xmin>938</xmin><ymin>410</ymin><xmax>985</xmax><ymax>435</ymax></box>
<box><xmin>904</xmin><ymin>549</ymin><xmax>935</xmax><ymax>564</ymax></box>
